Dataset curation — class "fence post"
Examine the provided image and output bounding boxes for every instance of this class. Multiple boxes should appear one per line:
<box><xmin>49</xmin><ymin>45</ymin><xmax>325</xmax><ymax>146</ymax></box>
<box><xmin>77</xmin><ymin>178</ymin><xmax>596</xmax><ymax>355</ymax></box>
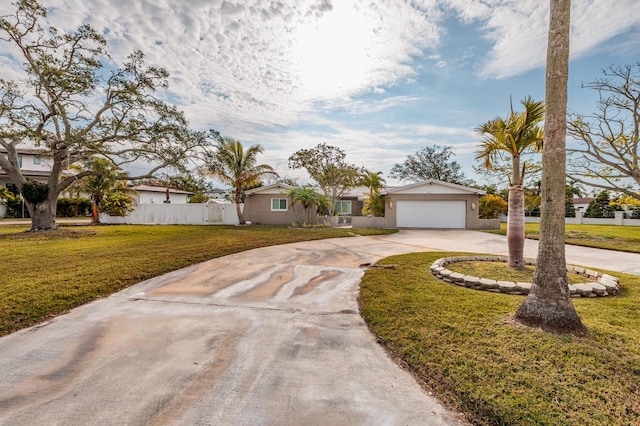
<box><xmin>615</xmin><ymin>211</ymin><xmax>624</xmax><ymax>225</ymax></box>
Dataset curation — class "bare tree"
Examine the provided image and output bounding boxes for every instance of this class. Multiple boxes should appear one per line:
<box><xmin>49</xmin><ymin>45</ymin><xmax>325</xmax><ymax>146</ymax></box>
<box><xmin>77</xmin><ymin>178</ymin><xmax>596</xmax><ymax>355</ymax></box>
<box><xmin>567</xmin><ymin>63</ymin><xmax>640</xmax><ymax>198</ymax></box>
<box><xmin>515</xmin><ymin>0</ymin><xmax>587</xmax><ymax>336</ymax></box>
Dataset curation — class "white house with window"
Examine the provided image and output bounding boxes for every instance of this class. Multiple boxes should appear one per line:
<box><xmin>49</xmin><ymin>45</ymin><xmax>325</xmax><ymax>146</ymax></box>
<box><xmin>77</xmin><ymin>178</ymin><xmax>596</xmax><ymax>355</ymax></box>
<box><xmin>0</xmin><ymin>147</ymin><xmax>54</xmax><ymax>193</ymax></box>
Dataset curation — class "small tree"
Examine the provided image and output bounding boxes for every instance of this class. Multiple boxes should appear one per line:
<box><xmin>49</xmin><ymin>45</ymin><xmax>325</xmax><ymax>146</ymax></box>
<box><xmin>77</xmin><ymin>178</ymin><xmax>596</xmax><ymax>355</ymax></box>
<box><xmin>584</xmin><ymin>190</ymin><xmax>614</xmax><ymax>218</ymax></box>
<box><xmin>360</xmin><ymin>170</ymin><xmax>386</xmax><ymax>217</ymax></box>
<box><xmin>286</xmin><ymin>186</ymin><xmax>329</xmax><ymax>225</ymax></box>
<box><xmin>101</xmin><ymin>191</ymin><xmax>135</xmax><ymax>217</ymax></box>
<box><xmin>476</xmin><ymin>97</ymin><xmax>545</xmax><ymax>269</ymax></box>
<box><xmin>479</xmin><ymin>194</ymin><xmax>508</xmax><ymax>219</ymax></box>
<box><xmin>288</xmin><ymin>143</ymin><xmax>361</xmax><ymax>215</ymax></box>
<box><xmin>390</xmin><ymin>145</ymin><xmax>472</xmax><ymax>185</ymax></box>
<box><xmin>71</xmin><ymin>157</ymin><xmax>130</xmax><ymax>224</ymax></box>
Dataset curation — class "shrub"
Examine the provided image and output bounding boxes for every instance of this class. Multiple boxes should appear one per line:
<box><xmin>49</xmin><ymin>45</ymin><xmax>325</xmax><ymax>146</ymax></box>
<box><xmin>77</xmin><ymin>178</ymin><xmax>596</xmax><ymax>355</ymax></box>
<box><xmin>56</xmin><ymin>197</ymin><xmax>92</xmax><ymax>217</ymax></box>
<box><xmin>101</xmin><ymin>192</ymin><xmax>135</xmax><ymax>216</ymax></box>
<box><xmin>188</xmin><ymin>193</ymin><xmax>210</xmax><ymax>203</ymax></box>
<box><xmin>21</xmin><ymin>180</ymin><xmax>48</xmax><ymax>204</ymax></box>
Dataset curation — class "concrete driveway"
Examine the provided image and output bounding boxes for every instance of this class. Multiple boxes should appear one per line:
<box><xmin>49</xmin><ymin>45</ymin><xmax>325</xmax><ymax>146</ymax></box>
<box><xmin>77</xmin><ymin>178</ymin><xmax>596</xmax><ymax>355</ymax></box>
<box><xmin>1</xmin><ymin>229</ymin><xmax>638</xmax><ymax>425</ymax></box>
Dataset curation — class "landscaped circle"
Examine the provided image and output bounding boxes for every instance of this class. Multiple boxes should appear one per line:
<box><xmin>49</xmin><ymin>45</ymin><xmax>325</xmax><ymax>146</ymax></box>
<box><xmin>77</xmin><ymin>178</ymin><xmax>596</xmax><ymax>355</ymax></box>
<box><xmin>430</xmin><ymin>256</ymin><xmax>620</xmax><ymax>297</ymax></box>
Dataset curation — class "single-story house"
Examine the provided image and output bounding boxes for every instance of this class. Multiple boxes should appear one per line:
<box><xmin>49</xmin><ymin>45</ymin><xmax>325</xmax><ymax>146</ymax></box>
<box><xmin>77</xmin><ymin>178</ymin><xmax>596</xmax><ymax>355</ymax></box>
<box><xmin>573</xmin><ymin>197</ymin><xmax>593</xmax><ymax>213</ymax></box>
<box><xmin>133</xmin><ymin>184</ymin><xmax>194</xmax><ymax>204</ymax></box>
<box><xmin>244</xmin><ymin>180</ymin><xmax>486</xmax><ymax>229</ymax></box>
<box><xmin>381</xmin><ymin>180</ymin><xmax>486</xmax><ymax>229</ymax></box>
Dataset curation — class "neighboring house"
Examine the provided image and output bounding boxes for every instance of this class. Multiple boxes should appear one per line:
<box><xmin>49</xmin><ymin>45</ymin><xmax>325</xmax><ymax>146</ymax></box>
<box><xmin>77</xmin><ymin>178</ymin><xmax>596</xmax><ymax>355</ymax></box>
<box><xmin>133</xmin><ymin>184</ymin><xmax>194</xmax><ymax>204</ymax></box>
<box><xmin>206</xmin><ymin>188</ymin><xmax>230</xmax><ymax>200</ymax></box>
<box><xmin>244</xmin><ymin>180</ymin><xmax>486</xmax><ymax>229</ymax></box>
<box><xmin>573</xmin><ymin>197</ymin><xmax>594</xmax><ymax>213</ymax></box>
<box><xmin>0</xmin><ymin>147</ymin><xmax>54</xmax><ymax>193</ymax></box>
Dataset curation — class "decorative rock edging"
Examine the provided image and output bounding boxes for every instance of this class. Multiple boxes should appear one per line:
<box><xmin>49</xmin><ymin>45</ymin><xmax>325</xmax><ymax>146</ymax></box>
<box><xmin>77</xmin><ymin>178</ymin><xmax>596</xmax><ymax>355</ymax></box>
<box><xmin>430</xmin><ymin>256</ymin><xmax>621</xmax><ymax>297</ymax></box>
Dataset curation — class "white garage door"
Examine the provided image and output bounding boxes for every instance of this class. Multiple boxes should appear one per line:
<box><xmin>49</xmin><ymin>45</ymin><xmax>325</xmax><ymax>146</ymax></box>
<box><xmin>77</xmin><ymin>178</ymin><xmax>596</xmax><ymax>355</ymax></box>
<box><xmin>396</xmin><ymin>200</ymin><xmax>466</xmax><ymax>228</ymax></box>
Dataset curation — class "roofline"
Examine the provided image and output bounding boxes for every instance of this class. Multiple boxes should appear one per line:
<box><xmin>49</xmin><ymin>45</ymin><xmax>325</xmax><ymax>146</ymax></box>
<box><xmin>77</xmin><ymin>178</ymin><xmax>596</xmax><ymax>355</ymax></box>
<box><xmin>382</xmin><ymin>179</ymin><xmax>486</xmax><ymax>196</ymax></box>
<box><xmin>245</xmin><ymin>183</ymin><xmax>295</xmax><ymax>195</ymax></box>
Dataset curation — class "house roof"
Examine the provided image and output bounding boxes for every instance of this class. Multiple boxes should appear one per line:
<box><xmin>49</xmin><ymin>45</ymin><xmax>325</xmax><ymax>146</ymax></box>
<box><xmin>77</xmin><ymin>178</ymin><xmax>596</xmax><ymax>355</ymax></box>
<box><xmin>133</xmin><ymin>184</ymin><xmax>194</xmax><ymax>195</ymax></box>
<box><xmin>573</xmin><ymin>197</ymin><xmax>594</xmax><ymax>204</ymax></box>
<box><xmin>245</xmin><ymin>183</ymin><xmax>295</xmax><ymax>195</ymax></box>
<box><xmin>383</xmin><ymin>179</ymin><xmax>486</xmax><ymax>196</ymax></box>
<box><xmin>0</xmin><ymin>147</ymin><xmax>47</xmax><ymax>156</ymax></box>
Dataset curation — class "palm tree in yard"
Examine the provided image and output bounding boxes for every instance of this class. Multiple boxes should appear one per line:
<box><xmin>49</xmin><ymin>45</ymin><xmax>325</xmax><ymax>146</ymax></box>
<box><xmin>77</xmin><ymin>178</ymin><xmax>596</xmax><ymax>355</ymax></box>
<box><xmin>515</xmin><ymin>0</ymin><xmax>586</xmax><ymax>335</ymax></box>
<box><xmin>360</xmin><ymin>170</ymin><xmax>386</xmax><ymax>216</ymax></box>
<box><xmin>71</xmin><ymin>157</ymin><xmax>130</xmax><ymax>224</ymax></box>
<box><xmin>204</xmin><ymin>137</ymin><xmax>276</xmax><ymax>224</ymax></box>
<box><xmin>476</xmin><ymin>96</ymin><xmax>545</xmax><ymax>269</ymax></box>
<box><xmin>286</xmin><ymin>186</ymin><xmax>329</xmax><ymax>225</ymax></box>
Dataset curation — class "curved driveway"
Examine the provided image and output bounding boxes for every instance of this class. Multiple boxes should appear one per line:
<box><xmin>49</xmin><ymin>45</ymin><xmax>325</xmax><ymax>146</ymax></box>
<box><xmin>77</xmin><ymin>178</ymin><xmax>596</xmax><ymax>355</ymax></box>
<box><xmin>1</xmin><ymin>229</ymin><xmax>639</xmax><ymax>425</ymax></box>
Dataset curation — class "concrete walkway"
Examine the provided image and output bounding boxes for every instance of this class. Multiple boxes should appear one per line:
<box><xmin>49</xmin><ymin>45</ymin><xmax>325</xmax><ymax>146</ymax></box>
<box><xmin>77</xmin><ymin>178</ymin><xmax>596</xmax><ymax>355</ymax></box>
<box><xmin>1</xmin><ymin>230</ymin><xmax>638</xmax><ymax>425</ymax></box>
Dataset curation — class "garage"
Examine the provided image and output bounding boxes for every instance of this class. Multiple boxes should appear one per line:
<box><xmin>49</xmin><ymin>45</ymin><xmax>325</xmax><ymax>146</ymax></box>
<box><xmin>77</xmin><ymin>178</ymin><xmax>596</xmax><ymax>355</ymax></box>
<box><xmin>396</xmin><ymin>200</ymin><xmax>467</xmax><ymax>228</ymax></box>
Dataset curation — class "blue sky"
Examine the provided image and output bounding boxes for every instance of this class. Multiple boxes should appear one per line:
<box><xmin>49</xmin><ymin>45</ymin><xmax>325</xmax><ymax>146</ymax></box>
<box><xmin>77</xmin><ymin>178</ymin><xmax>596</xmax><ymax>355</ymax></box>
<box><xmin>1</xmin><ymin>0</ymin><xmax>639</xmax><ymax>188</ymax></box>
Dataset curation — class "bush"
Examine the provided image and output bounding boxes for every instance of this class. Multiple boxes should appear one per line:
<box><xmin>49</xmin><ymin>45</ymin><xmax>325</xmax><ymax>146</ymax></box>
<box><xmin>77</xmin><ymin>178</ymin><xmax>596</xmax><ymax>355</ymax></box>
<box><xmin>21</xmin><ymin>180</ymin><xmax>48</xmax><ymax>204</ymax></box>
<box><xmin>0</xmin><ymin>188</ymin><xmax>26</xmax><ymax>218</ymax></box>
<box><xmin>188</xmin><ymin>193</ymin><xmax>210</xmax><ymax>203</ymax></box>
<box><xmin>101</xmin><ymin>192</ymin><xmax>134</xmax><ymax>216</ymax></box>
<box><xmin>56</xmin><ymin>197</ymin><xmax>92</xmax><ymax>217</ymax></box>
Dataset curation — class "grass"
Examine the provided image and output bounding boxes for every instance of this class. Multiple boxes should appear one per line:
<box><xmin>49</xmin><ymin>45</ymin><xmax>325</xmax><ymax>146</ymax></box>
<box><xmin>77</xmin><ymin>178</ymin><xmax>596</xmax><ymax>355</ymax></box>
<box><xmin>0</xmin><ymin>224</ymin><xmax>395</xmax><ymax>337</ymax></box>
<box><xmin>360</xmin><ymin>252</ymin><xmax>640</xmax><ymax>426</ymax></box>
<box><xmin>487</xmin><ymin>223</ymin><xmax>640</xmax><ymax>253</ymax></box>
<box><xmin>447</xmin><ymin>261</ymin><xmax>589</xmax><ymax>285</ymax></box>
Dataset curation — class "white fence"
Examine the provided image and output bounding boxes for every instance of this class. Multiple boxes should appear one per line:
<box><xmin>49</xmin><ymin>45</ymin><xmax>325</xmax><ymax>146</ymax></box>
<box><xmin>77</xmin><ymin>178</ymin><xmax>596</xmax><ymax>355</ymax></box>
<box><xmin>511</xmin><ymin>211</ymin><xmax>640</xmax><ymax>227</ymax></box>
<box><xmin>100</xmin><ymin>203</ymin><xmax>240</xmax><ymax>225</ymax></box>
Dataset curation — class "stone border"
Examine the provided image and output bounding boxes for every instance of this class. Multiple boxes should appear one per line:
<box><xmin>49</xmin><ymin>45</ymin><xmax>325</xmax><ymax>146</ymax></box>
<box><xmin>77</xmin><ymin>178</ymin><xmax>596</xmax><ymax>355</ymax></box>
<box><xmin>430</xmin><ymin>256</ymin><xmax>621</xmax><ymax>297</ymax></box>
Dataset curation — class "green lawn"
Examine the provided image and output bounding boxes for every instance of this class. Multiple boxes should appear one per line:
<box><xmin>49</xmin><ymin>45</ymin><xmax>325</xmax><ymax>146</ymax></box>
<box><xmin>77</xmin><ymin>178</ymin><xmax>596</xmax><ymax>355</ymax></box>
<box><xmin>0</xmin><ymin>224</ymin><xmax>395</xmax><ymax>336</ymax></box>
<box><xmin>361</xmin><ymin>252</ymin><xmax>640</xmax><ymax>425</ymax></box>
<box><xmin>487</xmin><ymin>222</ymin><xmax>640</xmax><ymax>253</ymax></box>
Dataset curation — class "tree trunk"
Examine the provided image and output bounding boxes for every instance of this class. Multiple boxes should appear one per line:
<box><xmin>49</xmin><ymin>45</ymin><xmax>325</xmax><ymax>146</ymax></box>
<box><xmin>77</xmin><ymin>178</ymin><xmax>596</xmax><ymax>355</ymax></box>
<box><xmin>91</xmin><ymin>196</ymin><xmax>100</xmax><ymax>224</ymax></box>
<box><xmin>507</xmin><ymin>184</ymin><xmax>526</xmax><ymax>269</ymax></box>
<box><xmin>236</xmin><ymin>201</ymin><xmax>245</xmax><ymax>225</ymax></box>
<box><xmin>28</xmin><ymin>198</ymin><xmax>57</xmax><ymax>231</ymax></box>
<box><xmin>515</xmin><ymin>0</ymin><xmax>586</xmax><ymax>336</ymax></box>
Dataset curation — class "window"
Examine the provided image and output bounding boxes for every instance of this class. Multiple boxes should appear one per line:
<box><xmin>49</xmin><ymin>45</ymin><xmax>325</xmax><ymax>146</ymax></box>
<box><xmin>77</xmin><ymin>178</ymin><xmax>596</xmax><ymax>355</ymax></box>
<box><xmin>17</xmin><ymin>155</ymin><xmax>22</xmax><ymax>168</ymax></box>
<box><xmin>271</xmin><ymin>198</ymin><xmax>288</xmax><ymax>211</ymax></box>
<box><xmin>334</xmin><ymin>200</ymin><xmax>352</xmax><ymax>215</ymax></box>
<box><xmin>34</xmin><ymin>156</ymin><xmax>41</xmax><ymax>165</ymax></box>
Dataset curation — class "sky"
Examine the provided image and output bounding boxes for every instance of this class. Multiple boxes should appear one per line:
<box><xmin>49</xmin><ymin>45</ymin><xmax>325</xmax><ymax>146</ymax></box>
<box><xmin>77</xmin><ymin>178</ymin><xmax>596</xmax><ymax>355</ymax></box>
<box><xmin>1</xmin><ymin>0</ymin><xmax>639</xmax><ymax>188</ymax></box>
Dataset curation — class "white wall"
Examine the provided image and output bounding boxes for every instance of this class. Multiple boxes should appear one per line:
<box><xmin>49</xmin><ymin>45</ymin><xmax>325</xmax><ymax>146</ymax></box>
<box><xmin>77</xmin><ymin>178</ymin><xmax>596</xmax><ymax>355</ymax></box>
<box><xmin>137</xmin><ymin>191</ymin><xmax>190</xmax><ymax>204</ymax></box>
<box><xmin>100</xmin><ymin>203</ymin><xmax>241</xmax><ymax>225</ymax></box>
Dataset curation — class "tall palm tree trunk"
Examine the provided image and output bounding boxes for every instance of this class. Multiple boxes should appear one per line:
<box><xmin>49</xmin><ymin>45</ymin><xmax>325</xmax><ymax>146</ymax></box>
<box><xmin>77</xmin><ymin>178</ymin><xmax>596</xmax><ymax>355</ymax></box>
<box><xmin>507</xmin><ymin>183</ymin><xmax>525</xmax><ymax>269</ymax></box>
<box><xmin>515</xmin><ymin>0</ymin><xmax>586</xmax><ymax>335</ymax></box>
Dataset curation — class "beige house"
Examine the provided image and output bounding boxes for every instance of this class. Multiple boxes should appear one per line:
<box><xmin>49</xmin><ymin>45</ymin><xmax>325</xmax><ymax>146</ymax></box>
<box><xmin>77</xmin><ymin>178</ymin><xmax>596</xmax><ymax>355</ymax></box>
<box><xmin>381</xmin><ymin>180</ymin><xmax>485</xmax><ymax>229</ymax></box>
<box><xmin>244</xmin><ymin>180</ymin><xmax>486</xmax><ymax>229</ymax></box>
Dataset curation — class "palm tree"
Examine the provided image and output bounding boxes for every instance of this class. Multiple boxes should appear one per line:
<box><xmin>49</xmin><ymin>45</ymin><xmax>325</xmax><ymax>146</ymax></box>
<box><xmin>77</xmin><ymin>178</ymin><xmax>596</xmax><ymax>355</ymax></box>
<box><xmin>360</xmin><ymin>170</ymin><xmax>386</xmax><ymax>217</ymax></box>
<box><xmin>476</xmin><ymin>97</ymin><xmax>545</xmax><ymax>269</ymax></box>
<box><xmin>204</xmin><ymin>137</ymin><xmax>277</xmax><ymax>224</ymax></box>
<box><xmin>71</xmin><ymin>157</ymin><xmax>130</xmax><ymax>224</ymax></box>
<box><xmin>516</xmin><ymin>0</ymin><xmax>586</xmax><ymax>335</ymax></box>
<box><xmin>286</xmin><ymin>186</ymin><xmax>329</xmax><ymax>225</ymax></box>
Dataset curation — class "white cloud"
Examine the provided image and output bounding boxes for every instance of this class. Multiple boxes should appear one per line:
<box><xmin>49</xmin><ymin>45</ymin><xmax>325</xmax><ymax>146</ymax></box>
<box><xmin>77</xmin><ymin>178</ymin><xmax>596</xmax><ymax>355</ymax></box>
<box><xmin>445</xmin><ymin>0</ymin><xmax>640</xmax><ymax>79</ymax></box>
